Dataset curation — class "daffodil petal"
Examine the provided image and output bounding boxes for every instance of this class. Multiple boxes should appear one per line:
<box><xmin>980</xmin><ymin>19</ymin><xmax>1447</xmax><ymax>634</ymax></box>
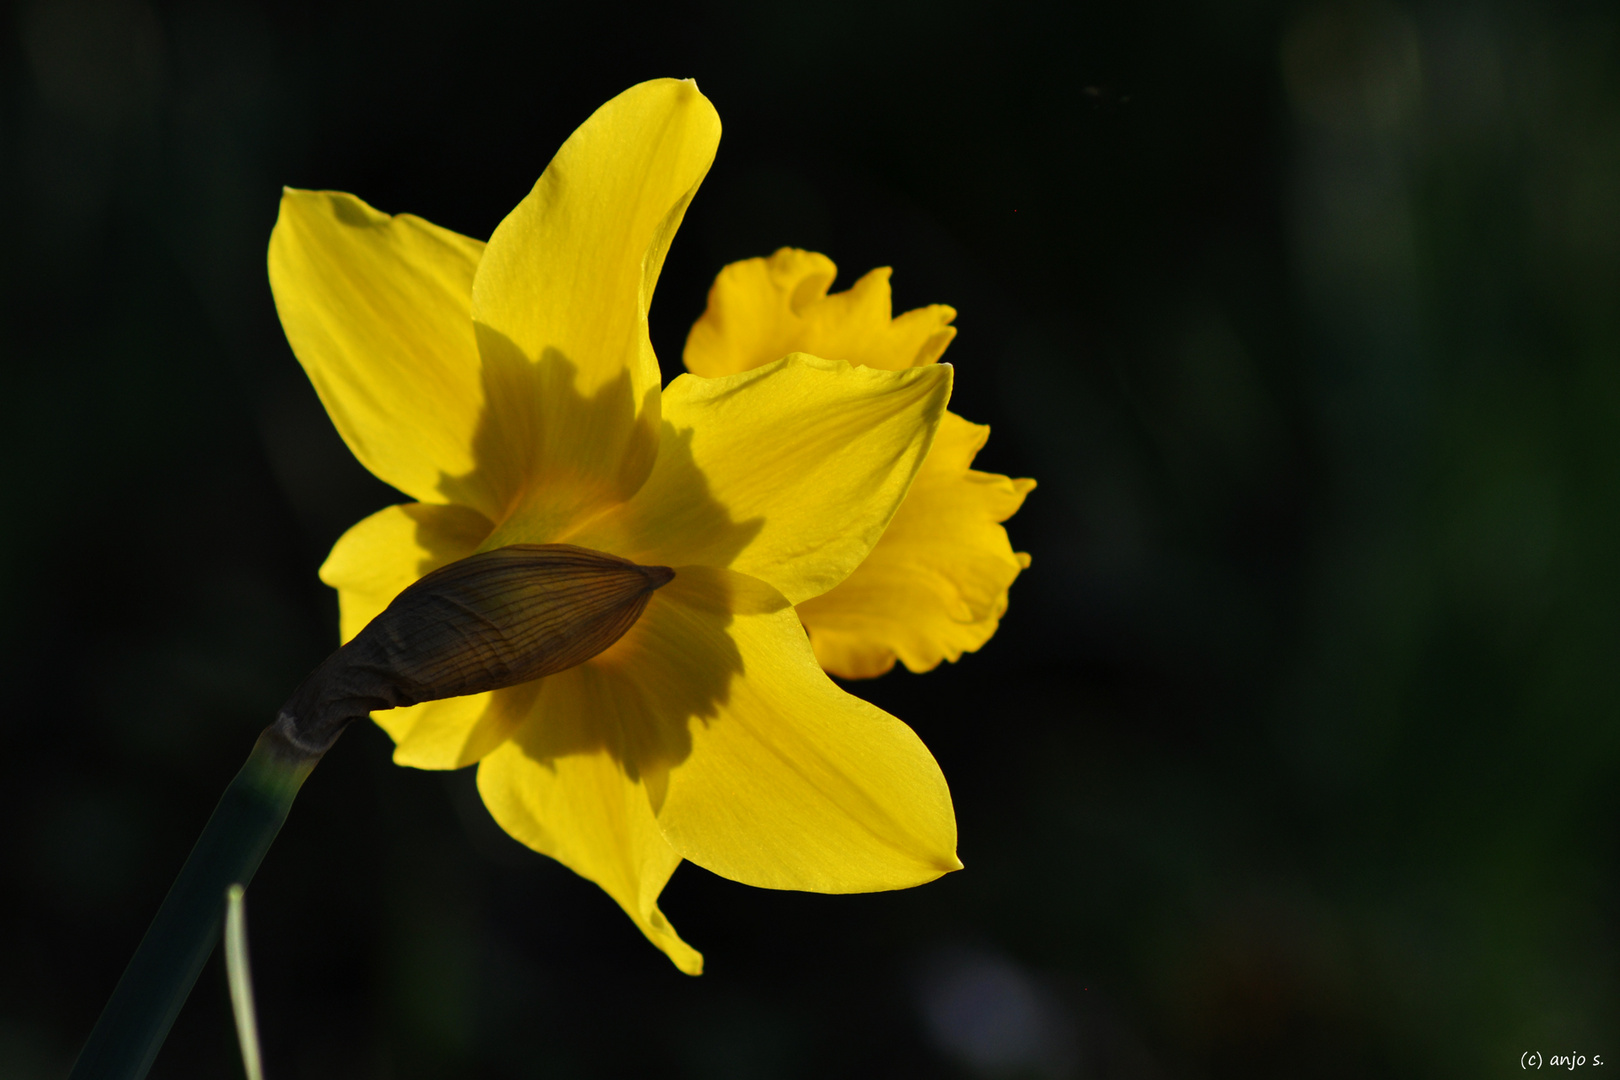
<box><xmin>268</xmin><ymin>190</ymin><xmax>513</xmax><ymax>515</ymax></box>
<box><xmin>473</xmin><ymin>79</ymin><xmax>722</xmax><ymax>545</ymax></box>
<box><xmin>565</xmin><ymin>355</ymin><xmax>951</xmax><ymax>605</ymax></box>
<box><xmin>797</xmin><ymin>412</ymin><xmax>1035</xmax><ymax>677</ymax></box>
<box><xmin>381</xmin><ymin>691</ymin><xmax>508</xmax><ymax>771</ymax></box>
<box><xmin>477</xmin><ymin>684</ymin><xmax>703</xmax><ymax>975</ymax></box>
<box><xmin>317</xmin><ymin>501</ymin><xmax>502</xmax><ymax>767</ymax></box>
<box><xmin>683</xmin><ymin>248</ymin><xmax>957</xmax><ymax>376</ymax></box>
<box><xmin>319</xmin><ymin>501</ymin><xmax>494</xmax><ymax>643</ymax></box>
<box><xmin>600</xmin><ymin>565</ymin><xmax>959</xmax><ymax>891</ymax></box>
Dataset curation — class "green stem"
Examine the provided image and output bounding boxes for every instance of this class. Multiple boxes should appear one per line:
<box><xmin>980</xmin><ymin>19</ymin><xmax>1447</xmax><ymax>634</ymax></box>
<box><xmin>69</xmin><ymin>542</ymin><xmax>637</xmax><ymax>1079</ymax></box>
<box><xmin>69</xmin><ymin>726</ymin><xmax>320</xmax><ymax>1080</ymax></box>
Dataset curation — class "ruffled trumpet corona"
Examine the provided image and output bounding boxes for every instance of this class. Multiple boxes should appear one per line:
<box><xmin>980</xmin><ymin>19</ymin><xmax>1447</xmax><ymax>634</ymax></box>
<box><xmin>685</xmin><ymin>248</ymin><xmax>1034</xmax><ymax>679</ymax></box>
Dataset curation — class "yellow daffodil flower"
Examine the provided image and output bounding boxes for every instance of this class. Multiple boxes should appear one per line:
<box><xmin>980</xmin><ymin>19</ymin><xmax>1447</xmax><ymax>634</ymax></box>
<box><xmin>266</xmin><ymin>80</ymin><xmax>961</xmax><ymax>974</ymax></box>
<box><xmin>684</xmin><ymin>249</ymin><xmax>1035</xmax><ymax>679</ymax></box>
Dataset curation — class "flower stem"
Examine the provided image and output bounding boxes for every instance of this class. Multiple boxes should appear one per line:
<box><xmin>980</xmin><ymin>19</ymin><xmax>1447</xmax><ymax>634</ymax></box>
<box><xmin>69</xmin><ymin>543</ymin><xmax>644</xmax><ymax>1078</ymax></box>
<box><xmin>69</xmin><ymin>726</ymin><xmax>320</xmax><ymax>1080</ymax></box>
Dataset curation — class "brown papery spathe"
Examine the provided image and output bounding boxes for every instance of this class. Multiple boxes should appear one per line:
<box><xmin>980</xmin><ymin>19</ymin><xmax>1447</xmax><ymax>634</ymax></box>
<box><xmin>272</xmin><ymin>544</ymin><xmax>673</xmax><ymax>759</ymax></box>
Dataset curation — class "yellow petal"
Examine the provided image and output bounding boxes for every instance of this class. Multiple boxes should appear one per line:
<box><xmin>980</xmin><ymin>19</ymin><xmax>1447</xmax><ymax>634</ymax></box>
<box><xmin>564</xmin><ymin>355</ymin><xmax>951</xmax><ymax>606</ymax></box>
<box><xmin>476</xmin><ymin>679</ymin><xmax>703</xmax><ymax>975</ymax></box>
<box><xmin>380</xmin><ymin>691</ymin><xmax>520</xmax><ymax>772</ymax></box>
<box><xmin>319</xmin><ymin>501</ymin><xmax>494</xmax><ymax>643</ymax></box>
<box><xmin>604</xmin><ymin>565</ymin><xmax>960</xmax><ymax>891</ymax></box>
<box><xmin>471</xmin><ymin>563</ymin><xmax>953</xmax><ymax>965</ymax></box>
<box><xmin>317</xmin><ymin>501</ymin><xmax>508</xmax><ymax>768</ymax></box>
<box><xmin>268</xmin><ymin>190</ymin><xmax>514</xmax><ymax>516</ymax></box>
<box><xmin>797</xmin><ymin>412</ymin><xmax>1035</xmax><ymax>677</ymax></box>
<box><xmin>473</xmin><ymin>79</ymin><xmax>722</xmax><ymax>546</ymax></box>
<box><xmin>683</xmin><ymin>248</ymin><xmax>957</xmax><ymax>377</ymax></box>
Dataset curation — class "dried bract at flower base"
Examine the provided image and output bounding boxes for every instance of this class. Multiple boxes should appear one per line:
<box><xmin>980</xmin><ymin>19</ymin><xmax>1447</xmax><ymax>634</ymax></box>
<box><xmin>276</xmin><ymin>545</ymin><xmax>675</xmax><ymax>756</ymax></box>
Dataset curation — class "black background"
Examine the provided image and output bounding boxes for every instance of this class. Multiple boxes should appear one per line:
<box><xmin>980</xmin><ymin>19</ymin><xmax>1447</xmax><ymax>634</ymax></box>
<box><xmin>3</xmin><ymin>0</ymin><xmax>1619</xmax><ymax>1077</ymax></box>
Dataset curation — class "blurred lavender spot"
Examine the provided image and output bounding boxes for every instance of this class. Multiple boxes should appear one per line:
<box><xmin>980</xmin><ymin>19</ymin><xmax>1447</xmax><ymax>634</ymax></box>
<box><xmin>916</xmin><ymin>946</ymin><xmax>1075</xmax><ymax>1079</ymax></box>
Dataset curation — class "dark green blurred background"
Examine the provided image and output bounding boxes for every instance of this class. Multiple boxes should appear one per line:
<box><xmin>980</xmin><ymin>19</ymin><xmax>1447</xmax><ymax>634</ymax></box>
<box><xmin>4</xmin><ymin>0</ymin><xmax>1618</xmax><ymax>1076</ymax></box>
